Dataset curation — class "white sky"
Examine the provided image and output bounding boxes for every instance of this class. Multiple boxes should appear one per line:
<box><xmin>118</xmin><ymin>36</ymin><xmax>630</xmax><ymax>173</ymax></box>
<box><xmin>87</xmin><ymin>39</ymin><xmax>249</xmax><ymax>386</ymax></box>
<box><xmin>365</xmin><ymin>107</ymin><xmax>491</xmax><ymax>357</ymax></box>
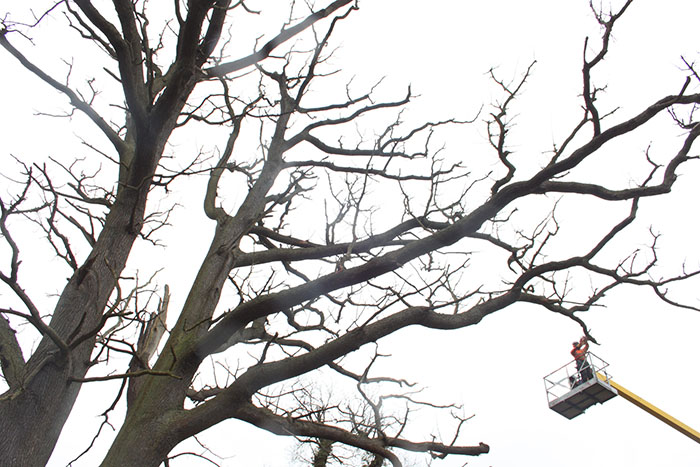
<box><xmin>1</xmin><ymin>1</ymin><xmax>700</xmax><ymax>466</ymax></box>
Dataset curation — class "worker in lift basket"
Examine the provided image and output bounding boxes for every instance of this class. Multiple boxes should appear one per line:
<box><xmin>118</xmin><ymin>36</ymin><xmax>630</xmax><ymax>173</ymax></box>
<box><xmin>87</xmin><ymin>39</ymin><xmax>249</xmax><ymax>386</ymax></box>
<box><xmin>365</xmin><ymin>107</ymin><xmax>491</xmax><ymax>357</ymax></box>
<box><xmin>571</xmin><ymin>336</ymin><xmax>593</xmax><ymax>387</ymax></box>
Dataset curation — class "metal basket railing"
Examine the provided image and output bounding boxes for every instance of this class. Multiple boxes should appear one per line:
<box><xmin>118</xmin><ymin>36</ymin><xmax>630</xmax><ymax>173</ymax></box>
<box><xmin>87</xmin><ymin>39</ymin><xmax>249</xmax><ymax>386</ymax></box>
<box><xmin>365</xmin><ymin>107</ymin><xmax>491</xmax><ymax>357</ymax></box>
<box><xmin>543</xmin><ymin>352</ymin><xmax>612</xmax><ymax>403</ymax></box>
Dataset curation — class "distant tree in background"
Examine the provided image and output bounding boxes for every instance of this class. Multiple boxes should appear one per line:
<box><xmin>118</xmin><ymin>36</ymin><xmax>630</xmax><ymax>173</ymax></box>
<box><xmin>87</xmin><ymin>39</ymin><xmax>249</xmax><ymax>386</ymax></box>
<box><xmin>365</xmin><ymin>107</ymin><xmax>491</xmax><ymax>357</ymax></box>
<box><xmin>0</xmin><ymin>1</ymin><xmax>699</xmax><ymax>465</ymax></box>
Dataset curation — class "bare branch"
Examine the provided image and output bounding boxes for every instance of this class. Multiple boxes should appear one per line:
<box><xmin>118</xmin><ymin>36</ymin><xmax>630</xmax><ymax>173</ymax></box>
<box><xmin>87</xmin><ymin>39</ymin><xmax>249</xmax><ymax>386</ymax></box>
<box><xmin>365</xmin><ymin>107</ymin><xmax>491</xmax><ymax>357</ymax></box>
<box><xmin>0</xmin><ymin>29</ymin><xmax>127</xmax><ymax>155</ymax></box>
<box><xmin>205</xmin><ymin>0</ymin><xmax>355</xmax><ymax>78</ymax></box>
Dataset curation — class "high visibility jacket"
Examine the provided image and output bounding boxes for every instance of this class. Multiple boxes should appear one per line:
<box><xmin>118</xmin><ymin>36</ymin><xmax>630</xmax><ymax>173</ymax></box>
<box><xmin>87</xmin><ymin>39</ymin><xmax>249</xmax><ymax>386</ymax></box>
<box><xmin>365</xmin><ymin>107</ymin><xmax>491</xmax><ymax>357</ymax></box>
<box><xmin>571</xmin><ymin>347</ymin><xmax>587</xmax><ymax>361</ymax></box>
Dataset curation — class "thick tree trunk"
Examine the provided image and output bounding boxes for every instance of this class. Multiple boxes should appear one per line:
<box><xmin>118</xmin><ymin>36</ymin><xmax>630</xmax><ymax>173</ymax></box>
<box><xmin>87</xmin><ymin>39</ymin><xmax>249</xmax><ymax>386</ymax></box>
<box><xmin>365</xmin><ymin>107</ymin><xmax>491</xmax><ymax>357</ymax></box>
<box><xmin>0</xmin><ymin>365</ymin><xmax>86</xmax><ymax>466</ymax></box>
<box><xmin>0</xmin><ymin>185</ymin><xmax>148</xmax><ymax>466</ymax></box>
<box><xmin>100</xmin><ymin>412</ymin><xmax>179</xmax><ymax>467</ymax></box>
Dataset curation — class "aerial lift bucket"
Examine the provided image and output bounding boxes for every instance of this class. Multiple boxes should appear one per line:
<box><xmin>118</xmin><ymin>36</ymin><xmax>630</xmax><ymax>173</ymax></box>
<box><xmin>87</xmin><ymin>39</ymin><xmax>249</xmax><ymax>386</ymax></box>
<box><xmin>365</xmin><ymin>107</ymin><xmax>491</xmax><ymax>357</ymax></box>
<box><xmin>543</xmin><ymin>352</ymin><xmax>617</xmax><ymax>419</ymax></box>
<box><xmin>543</xmin><ymin>353</ymin><xmax>700</xmax><ymax>444</ymax></box>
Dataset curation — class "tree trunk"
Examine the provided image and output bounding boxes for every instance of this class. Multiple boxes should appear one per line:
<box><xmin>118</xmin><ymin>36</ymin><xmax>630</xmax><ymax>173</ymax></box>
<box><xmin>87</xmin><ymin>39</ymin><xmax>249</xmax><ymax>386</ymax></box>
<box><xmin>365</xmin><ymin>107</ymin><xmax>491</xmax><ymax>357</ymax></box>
<box><xmin>313</xmin><ymin>438</ymin><xmax>335</xmax><ymax>467</ymax></box>
<box><xmin>0</xmin><ymin>185</ymin><xmax>148</xmax><ymax>465</ymax></box>
<box><xmin>100</xmin><ymin>414</ymin><xmax>177</xmax><ymax>467</ymax></box>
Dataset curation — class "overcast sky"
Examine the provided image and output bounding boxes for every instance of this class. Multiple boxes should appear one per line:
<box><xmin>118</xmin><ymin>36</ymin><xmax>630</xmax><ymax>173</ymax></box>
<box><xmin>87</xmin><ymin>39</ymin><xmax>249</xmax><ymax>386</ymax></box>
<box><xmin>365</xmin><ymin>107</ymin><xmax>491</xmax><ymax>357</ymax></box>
<box><xmin>2</xmin><ymin>1</ymin><xmax>700</xmax><ymax>466</ymax></box>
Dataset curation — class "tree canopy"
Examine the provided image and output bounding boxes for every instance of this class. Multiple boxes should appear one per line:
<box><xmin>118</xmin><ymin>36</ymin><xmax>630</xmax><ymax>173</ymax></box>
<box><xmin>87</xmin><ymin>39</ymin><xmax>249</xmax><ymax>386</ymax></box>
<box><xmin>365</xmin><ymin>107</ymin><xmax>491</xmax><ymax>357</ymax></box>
<box><xmin>1</xmin><ymin>1</ymin><xmax>699</xmax><ymax>465</ymax></box>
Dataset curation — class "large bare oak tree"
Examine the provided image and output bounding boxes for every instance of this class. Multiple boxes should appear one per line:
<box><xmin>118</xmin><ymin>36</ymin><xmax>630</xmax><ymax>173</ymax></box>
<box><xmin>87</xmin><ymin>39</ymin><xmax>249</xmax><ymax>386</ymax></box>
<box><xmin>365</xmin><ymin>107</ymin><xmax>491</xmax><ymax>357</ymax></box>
<box><xmin>1</xmin><ymin>1</ymin><xmax>699</xmax><ymax>465</ymax></box>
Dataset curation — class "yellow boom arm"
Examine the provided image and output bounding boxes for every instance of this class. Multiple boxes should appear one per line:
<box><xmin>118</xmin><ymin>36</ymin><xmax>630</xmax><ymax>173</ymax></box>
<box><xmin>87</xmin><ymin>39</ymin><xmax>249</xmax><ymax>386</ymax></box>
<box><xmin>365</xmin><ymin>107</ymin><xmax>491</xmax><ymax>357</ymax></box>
<box><xmin>597</xmin><ymin>373</ymin><xmax>700</xmax><ymax>444</ymax></box>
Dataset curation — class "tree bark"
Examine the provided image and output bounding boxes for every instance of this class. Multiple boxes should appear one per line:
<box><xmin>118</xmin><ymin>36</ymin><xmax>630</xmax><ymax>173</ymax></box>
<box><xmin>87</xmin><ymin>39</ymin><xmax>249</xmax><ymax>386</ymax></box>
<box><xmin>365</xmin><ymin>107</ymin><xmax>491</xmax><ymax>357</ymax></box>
<box><xmin>0</xmin><ymin>183</ymin><xmax>149</xmax><ymax>465</ymax></box>
<box><xmin>313</xmin><ymin>439</ymin><xmax>335</xmax><ymax>467</ymax></box>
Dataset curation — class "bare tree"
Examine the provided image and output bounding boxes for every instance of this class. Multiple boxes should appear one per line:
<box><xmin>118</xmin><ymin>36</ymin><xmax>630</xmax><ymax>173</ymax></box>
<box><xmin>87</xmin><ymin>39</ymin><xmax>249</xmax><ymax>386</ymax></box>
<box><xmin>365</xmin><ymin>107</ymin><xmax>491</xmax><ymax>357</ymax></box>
<box><xmin>0</xmin><ymin>1</ymin><xmax>699</xmax><ymax>466</ymax></box>
<box><xmin>293</xmin><ymin>381</ymin><xmax>475</xmax><ymax>467</ymax></box>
